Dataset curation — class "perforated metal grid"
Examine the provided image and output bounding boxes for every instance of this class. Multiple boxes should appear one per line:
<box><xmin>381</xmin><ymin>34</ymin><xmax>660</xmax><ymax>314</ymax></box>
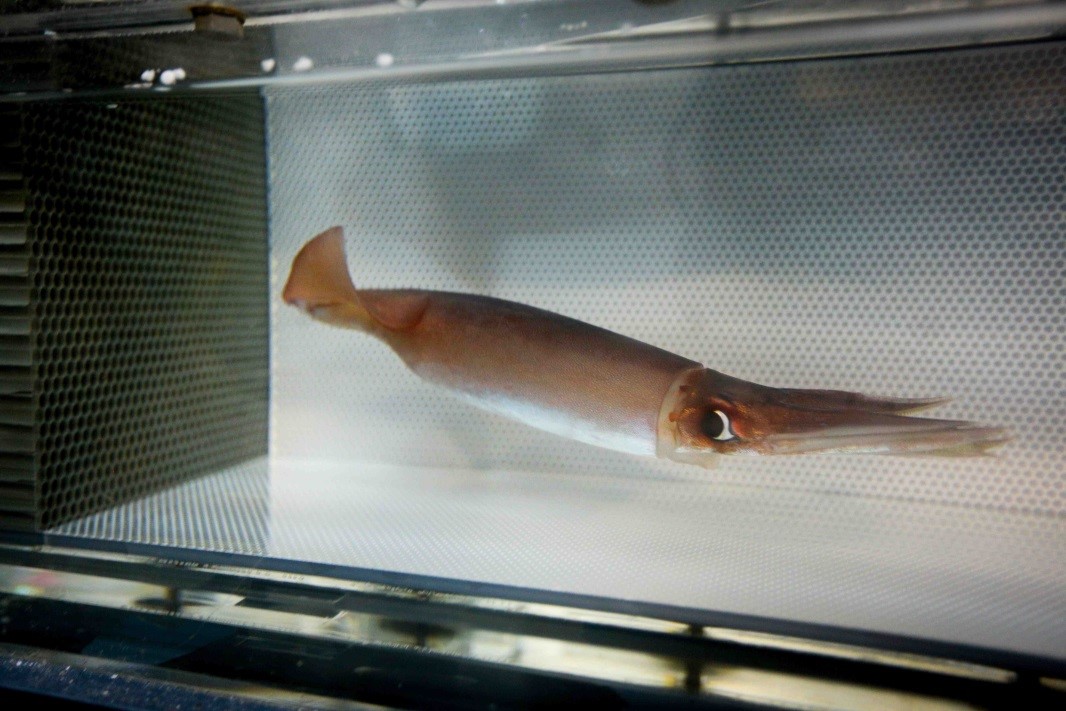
<box><xmin>21</xmin><ymin>95</ymin><xmax>269</xmax><ymax>529</ymax></box>
<box><xmin>259</xmin><ymin>43</ymin><xmax>1064</xmax><ymax>658</ymax></box>
<box><xmin>54</xmin><ymin>457</ymin><xmax>270</xmax><ymax>554</ymax></box>
<box><xmin>269</xmin><ymin>43</ymin><xmax>1064</xmax><ymax>515</ymax></box>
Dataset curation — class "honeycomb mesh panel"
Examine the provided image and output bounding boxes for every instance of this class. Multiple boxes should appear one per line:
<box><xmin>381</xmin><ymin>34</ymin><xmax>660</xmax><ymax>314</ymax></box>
<box><xmin>54</xmin><ymin>457</ymin><xmax>270</xmax><ymax>554</ymax></box>
<box><xmin>0</xmin><ymin>102</ymin><xmax>33</xmax><ymax>531</ymax></box>
<box><xmin>21</xmin><ymin>94</ymin><xmax>269</xmax><ymax>530</ymax></box>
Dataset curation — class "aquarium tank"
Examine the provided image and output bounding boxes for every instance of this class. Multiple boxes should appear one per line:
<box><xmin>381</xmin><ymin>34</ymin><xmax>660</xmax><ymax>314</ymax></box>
<box><xmin>0</xmin><ymin>1</ymin><xmax>1063</xmax><ymax>709</ymax></box>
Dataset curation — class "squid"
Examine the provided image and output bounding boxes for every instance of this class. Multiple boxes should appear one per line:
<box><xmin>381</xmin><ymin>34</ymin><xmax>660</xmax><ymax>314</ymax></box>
<box><xmin>282</xmin><ymin>227</ymin><xmax>1008</xmax><ymax>464</ymax></box>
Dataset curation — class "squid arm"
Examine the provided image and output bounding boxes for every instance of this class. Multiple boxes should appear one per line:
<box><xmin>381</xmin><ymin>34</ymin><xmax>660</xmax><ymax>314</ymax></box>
<box><xmin>282</xmin><ymin>227</ymin><xmax>1009</xmax><ymax>464</ymax></box>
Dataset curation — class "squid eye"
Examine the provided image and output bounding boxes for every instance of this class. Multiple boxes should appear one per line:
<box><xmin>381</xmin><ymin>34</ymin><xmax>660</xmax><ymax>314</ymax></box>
<box><xmin>700</xmin><ymin>409</ymin><xmax>736</xmax><ymax>441</ymax></box>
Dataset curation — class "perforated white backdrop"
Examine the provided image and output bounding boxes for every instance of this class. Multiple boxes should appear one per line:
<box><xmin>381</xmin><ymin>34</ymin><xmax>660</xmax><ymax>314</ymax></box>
<box><xmin>264</xmin><ymin>43</ymin><xmax>1065</xmax><ymax>658</ymax></box>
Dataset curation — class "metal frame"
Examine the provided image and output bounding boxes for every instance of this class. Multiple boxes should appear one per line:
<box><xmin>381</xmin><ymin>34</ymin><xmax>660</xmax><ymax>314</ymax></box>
<box><xmin>2</xmin><ymin>543</ymin><xmax>1062</xmax><ymax>708</ymax></box>
<box><xmin>3</xmin><ymin>1</ymin><xmax>1066</xmax><ymax>97</ymax></box>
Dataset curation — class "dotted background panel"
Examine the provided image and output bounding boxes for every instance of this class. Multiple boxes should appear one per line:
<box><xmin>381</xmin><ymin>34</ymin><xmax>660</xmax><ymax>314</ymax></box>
<box><xmin>269</xmin><ymin>43</ymin><xmax>1064</xmax><ymax>515</ymax></box>
<box><xmin>262</xmin><ymin>43</ymin><xmax>1065</xmax><ymax>658</ymax></box>
<box><xmin>23</xmin><ymin>95</ymin><xmax>269</xmax><ymax>529</ymax></box>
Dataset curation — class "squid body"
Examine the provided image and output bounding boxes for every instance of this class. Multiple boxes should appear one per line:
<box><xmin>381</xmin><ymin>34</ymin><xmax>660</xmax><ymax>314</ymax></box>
<box><xmin>283</xmin><ymin>227</ymin><xmax>1008</xmax><ymax>464</ymax></box>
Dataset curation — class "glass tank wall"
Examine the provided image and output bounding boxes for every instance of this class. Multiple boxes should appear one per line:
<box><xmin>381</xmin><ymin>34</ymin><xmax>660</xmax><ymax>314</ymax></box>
<box><xmin>0</xmin><ymin>0</ymin><xmax>1064</xmax><ymax>699</ymax></box>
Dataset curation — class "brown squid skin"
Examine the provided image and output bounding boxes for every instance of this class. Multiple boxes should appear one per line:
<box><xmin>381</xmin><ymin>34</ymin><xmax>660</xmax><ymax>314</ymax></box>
<box><xmin>283</xmin><ymin>226</ymin><xmax>1009</xmax><ymax>463</ymax></box>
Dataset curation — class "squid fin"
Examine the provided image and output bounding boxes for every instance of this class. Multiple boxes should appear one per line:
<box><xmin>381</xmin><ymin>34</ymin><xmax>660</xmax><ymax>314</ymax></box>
<box><xmin>282</xmin><ymin>226</ymin><xmax>427</xmax><ymax>332</ymax></box>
